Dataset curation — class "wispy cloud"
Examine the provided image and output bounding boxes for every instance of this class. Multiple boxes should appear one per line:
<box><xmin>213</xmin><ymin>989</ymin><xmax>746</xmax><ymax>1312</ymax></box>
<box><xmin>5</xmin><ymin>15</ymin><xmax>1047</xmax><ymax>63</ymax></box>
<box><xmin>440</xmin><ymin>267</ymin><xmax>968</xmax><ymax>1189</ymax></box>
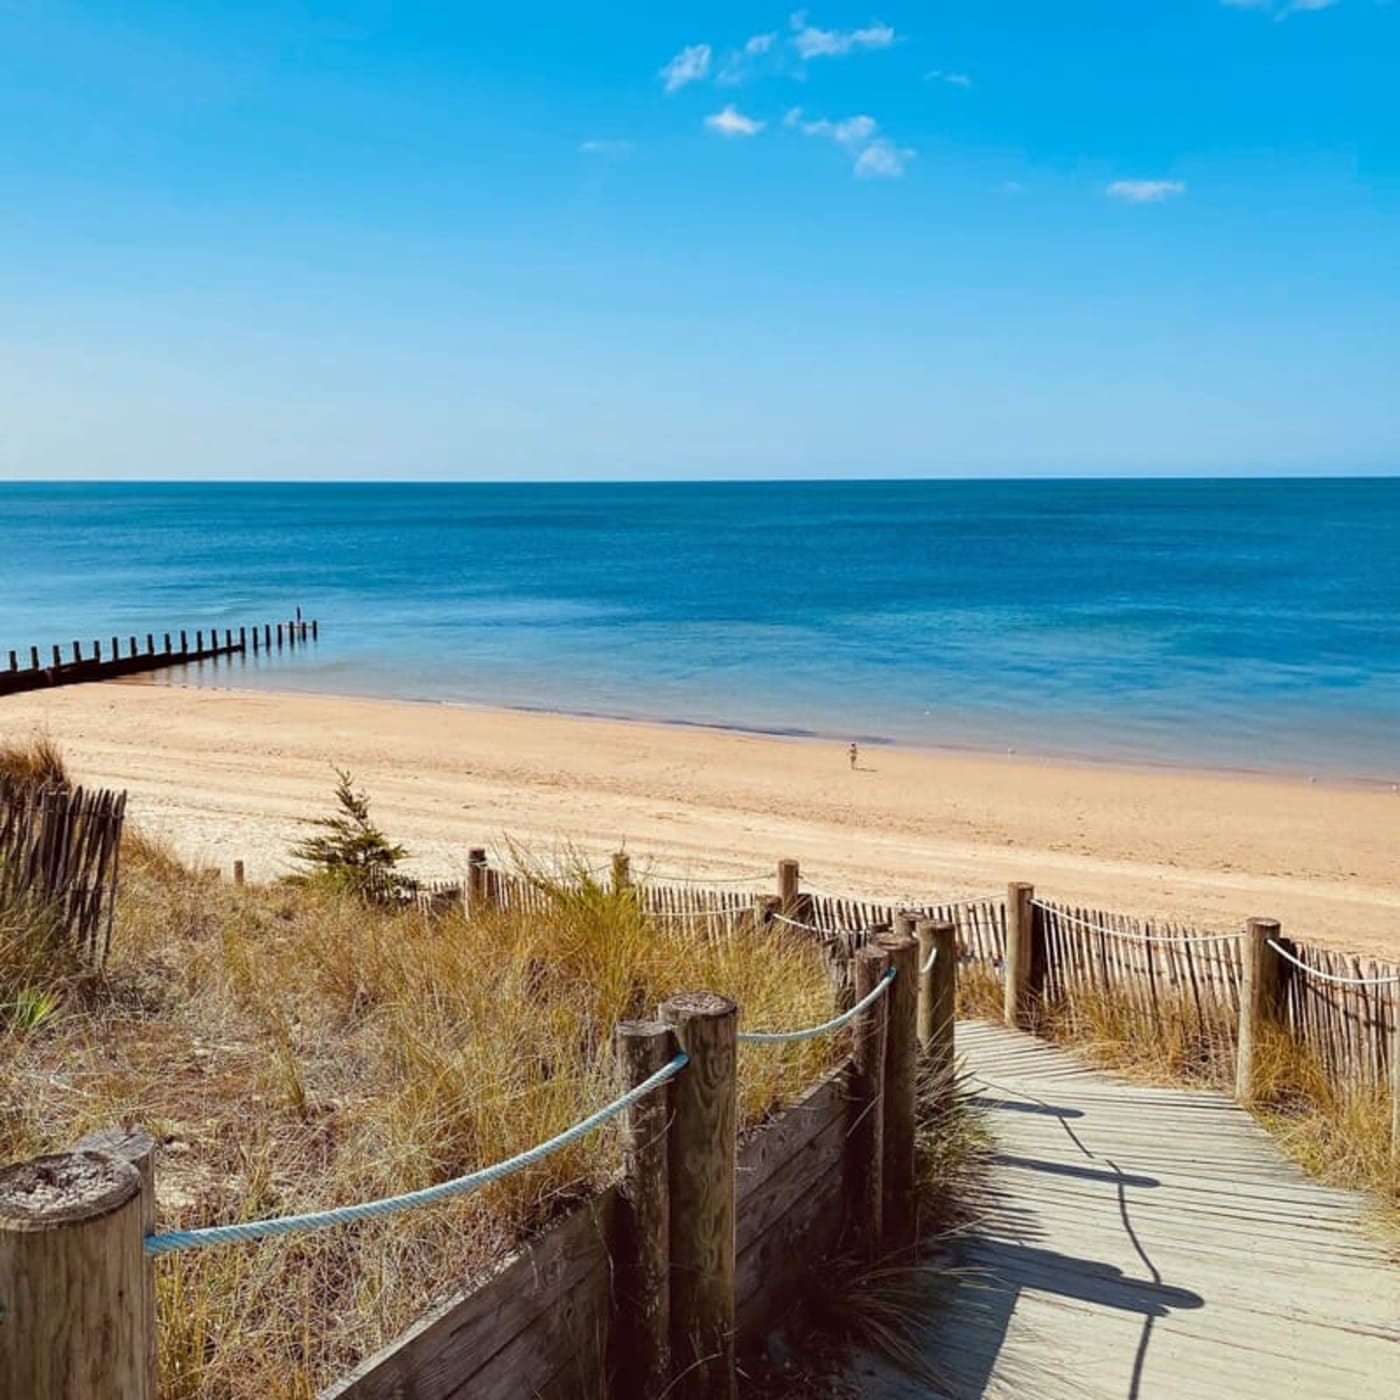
<box><xmin>717</xmin><ymin>31</ymin><xmax>780</xmax><ymax>85</ymax></box>
<box><xmin>704</xmin><ymin>104</ymin><xmax>766</xmax><ymax>137</ymax></box>
<box><xmin>926</xmin><ymin>69</ymin><xmax>973</xmax><ymax>88</ymax></box>
<box><xmin>784</xmin><ymin>106</ymin><xmax>878</xmax><ymax>147</ymax></box>
<box><xmin>1107</xmin><ymin>179</ymin><xmax>1187</xmax><ymax>203</ymax></box>
<box><xmin>660</xmin><ymin>43</ymin><xmax>711</xmax><ymax>92</ymax></box>
<box><xmin>854</xmin><ymin>138</ymin><xmax>915</xmax><ymax>179</ymax></box>
<box><xmin>789</xmin><ymin>11</ymin><xmax>897</xmax><ymax>60</ymax></box>
<box><xmin>1221</xmin><ymin>0</ymin><xmax>1342</xmax><ymax>16</ymax></box>
<box><xmin>785</xmin><ymin>107</ymin><xmax>912</xmax><ymax>178</ymax></box>
<box><xmin>579</xmin><ymin>140</ymin><xmax>633</xmax><ymax>157</ymax></box>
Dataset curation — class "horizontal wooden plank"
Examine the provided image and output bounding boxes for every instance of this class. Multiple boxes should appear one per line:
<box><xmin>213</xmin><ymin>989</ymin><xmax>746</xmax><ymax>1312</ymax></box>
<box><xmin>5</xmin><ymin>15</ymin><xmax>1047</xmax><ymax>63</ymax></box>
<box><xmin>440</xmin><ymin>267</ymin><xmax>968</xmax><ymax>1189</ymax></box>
<box><xmin>322</xmin><ymin>1189</ymin><xmax>616</xmax><ymax>1400</ymax></box>
<box><xmin>736</xmin><ymin>1061</ymin><xmax>850</xmax><ymax>1209</ymax></box>
<box><xmin>736</xmin><ymin>1159</ymin><xmax>845</xmax><ymax>1335</ymax></box>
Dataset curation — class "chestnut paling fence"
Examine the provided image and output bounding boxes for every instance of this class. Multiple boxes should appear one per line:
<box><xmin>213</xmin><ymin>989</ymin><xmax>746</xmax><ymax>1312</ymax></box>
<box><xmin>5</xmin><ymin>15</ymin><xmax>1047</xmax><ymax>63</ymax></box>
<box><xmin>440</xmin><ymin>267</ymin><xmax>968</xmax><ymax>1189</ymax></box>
<box><xmin>3</xmin><ymin>851</ymin><xmax>1396</xmax><ymax>1400</ymax></box>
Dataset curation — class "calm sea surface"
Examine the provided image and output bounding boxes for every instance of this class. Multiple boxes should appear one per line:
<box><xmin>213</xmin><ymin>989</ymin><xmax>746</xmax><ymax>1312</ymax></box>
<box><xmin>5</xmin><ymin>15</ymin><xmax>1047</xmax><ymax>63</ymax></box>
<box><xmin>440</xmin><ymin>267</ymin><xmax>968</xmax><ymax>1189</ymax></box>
<box><xmin>1</xmin><ymin>480</ymin><xmax>1397</xmax><ymax>780</ymax></box>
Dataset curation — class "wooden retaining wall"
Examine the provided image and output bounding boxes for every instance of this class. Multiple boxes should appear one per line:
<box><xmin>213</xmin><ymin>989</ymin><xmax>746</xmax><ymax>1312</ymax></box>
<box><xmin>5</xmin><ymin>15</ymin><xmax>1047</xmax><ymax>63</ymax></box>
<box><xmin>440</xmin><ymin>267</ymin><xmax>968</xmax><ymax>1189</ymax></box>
<box><xmin>322</xmin><ymin>1065</ymin><xmax>854</xmax><ymax>1400</ymax></box>
<box><xmin>0</xmin><ymin>616</ymin><xmax>318</xmax><ymax>697</ymax></box>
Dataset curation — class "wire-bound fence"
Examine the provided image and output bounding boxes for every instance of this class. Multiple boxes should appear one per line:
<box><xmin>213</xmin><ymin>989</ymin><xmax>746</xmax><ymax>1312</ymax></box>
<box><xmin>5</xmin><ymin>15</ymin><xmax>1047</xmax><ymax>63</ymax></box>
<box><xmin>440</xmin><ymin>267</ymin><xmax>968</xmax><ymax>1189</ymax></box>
<box><xmin>0</xmin><ymin>776</ymin><xmax>127</xmax><ymax>965</ymax></box>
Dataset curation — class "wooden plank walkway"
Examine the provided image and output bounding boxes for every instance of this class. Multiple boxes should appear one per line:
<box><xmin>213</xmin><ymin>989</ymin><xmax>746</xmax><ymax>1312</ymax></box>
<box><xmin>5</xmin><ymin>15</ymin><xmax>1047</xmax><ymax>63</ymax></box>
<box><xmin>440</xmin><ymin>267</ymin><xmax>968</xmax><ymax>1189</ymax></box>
<box><xmin>847</xmin><ymin>1021</ymin><xmax>1400</xmax><ymax>1399</ymax></box>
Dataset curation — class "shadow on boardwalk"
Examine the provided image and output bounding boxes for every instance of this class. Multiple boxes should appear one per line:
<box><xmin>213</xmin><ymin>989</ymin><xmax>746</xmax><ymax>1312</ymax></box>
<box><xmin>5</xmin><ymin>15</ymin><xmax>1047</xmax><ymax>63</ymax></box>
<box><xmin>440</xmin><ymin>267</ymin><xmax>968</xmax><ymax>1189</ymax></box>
<box><xmin>843</xmin><ymin>1022</ymin><xmax>1400</xmax><ymax>1400</ymax></box>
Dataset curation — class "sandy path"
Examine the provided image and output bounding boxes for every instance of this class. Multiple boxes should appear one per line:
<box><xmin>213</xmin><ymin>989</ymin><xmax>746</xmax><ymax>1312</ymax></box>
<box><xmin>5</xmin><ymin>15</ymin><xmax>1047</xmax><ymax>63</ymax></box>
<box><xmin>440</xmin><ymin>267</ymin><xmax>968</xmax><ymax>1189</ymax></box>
<box><xmin>3</xmin><ymin>682</ymin><xmax>1398</xmax><ymax>958</ymax></box>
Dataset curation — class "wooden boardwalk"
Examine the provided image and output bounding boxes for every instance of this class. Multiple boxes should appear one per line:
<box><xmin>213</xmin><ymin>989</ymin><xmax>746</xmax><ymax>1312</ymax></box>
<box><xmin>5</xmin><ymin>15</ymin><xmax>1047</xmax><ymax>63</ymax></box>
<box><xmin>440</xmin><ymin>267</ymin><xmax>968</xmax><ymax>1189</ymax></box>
<box><xmin>848</xmin><ymin>1021</ymin><xmax>1400</xmax><ymax>1399</ymax></box>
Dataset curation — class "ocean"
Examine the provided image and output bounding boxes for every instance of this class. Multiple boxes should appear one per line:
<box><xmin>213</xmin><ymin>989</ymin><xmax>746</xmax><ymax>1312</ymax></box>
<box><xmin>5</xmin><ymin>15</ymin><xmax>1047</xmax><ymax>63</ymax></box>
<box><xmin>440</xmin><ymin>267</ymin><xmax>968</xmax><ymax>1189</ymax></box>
<box><xmin>1</xmin><ymin>479</ymin><xmax>1397</xmax><ymax>780</ymax></box>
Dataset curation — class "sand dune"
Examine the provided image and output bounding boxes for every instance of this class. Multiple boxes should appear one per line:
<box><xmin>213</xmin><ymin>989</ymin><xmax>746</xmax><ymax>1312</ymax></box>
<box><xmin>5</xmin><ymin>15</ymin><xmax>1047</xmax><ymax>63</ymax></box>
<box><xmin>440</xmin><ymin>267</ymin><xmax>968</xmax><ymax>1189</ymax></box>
<box><xmin>4</xmin><ymin>681</ymin><xmax>1398</xmax><ymax>958</ymax></box>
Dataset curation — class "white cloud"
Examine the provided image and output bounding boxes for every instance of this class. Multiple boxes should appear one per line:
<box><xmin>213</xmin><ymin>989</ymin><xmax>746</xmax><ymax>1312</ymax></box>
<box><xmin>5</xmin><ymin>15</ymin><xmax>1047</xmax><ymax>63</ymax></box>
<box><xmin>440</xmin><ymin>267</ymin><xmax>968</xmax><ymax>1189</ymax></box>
<box><xmin>1002</xmin><ymin>180</ymin><xmax>1025</xmax><ymax>195</ymax></box>
<box><xmin>716</xmin><ymin>31</ymin><xmax>780</xmax><ymax>84</ymax></box>
<box><xmin>1221</xmin><ymin>0</ymin><xmax>1341</xmax><ymax>14</ymax></box>
<box><xmin>784</xmin><ymin>106</ymin><xmax>878</xmax><ymax>148</ymax></box>
<box><xmin>660</xmin><ymin>43</ymin><xmax>711</xmax><ymax>92</ymax></box>
<box><xmin>704</xmin><ymin>104</ymin><xmax>765</xmax><ymax>137</ymax></box>
<box><xmin>926</xmin><ymin>69</ymin><xmax>973</xmax><ymax>88</ymax></box>
<box><xmin>1107</xmin><ymin>179</ymin><xmax>1187</xmax><ymax>203</ymax></box>
<box><xmin>789</xmin><ymin>11</ymin><xmax>897</xmax><ymax>60</ymax></box>
<box><xmin>579</xmin><ymin>140</ymin><xmax>633</xmax><ymax>157</ymax></box>
<box><xmin>787</xmin><ymin>107</ymin><xmax>912</xmax><ymax>178</ymax></box>
<box><xmin>854</xmin><ymin>138</ymin><xmax>914</xmax><ymax>179</ymax></box>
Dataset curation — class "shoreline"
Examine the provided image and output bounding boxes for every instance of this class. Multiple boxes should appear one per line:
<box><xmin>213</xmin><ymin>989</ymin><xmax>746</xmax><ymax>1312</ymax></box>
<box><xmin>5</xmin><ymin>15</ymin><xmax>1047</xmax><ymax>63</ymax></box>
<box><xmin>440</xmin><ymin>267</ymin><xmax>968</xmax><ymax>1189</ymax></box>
<box><xmin>149</xmin><ymin>673</ymin><xmax>1397</xmax><ymax>795</ymax></box>
<box><xmin>5</xmin><ymin>679</ymin><xmax>1399</xmax><ymax>958</ymax></box>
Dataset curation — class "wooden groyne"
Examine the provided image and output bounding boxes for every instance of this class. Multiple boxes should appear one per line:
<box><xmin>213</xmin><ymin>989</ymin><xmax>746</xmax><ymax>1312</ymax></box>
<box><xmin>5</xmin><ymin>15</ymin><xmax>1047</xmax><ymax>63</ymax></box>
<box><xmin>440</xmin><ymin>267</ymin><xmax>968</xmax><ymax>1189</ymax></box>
<box><xmin>0</xmin><ymin>615</ymin><xmax>318</xmax><ymax>698</ymax></box>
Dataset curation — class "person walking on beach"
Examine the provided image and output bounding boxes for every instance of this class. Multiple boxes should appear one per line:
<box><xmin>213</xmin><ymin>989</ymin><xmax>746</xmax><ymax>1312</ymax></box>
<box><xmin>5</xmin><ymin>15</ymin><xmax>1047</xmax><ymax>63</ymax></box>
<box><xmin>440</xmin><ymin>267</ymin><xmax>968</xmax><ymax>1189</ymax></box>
<box><xmin>848</xmin><ymin>741</ymin><xmax>858</xmax><ymax>770</ymax></box>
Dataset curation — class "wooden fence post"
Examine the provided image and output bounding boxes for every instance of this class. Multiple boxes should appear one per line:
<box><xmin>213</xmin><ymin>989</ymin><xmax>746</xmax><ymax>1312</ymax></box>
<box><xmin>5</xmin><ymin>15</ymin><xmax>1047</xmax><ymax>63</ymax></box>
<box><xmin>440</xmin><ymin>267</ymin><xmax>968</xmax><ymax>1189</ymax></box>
<box><xmin>30</xmin><ymin>646</ymin><xmax>40</xmax><ymax>670</ymax></box>
<box><xmin>467</xmin><ymin>848</ymin><xmax>490</xmax><ymax>912</ymax></box>
<box><xmin>72</xmin><ymin>1128</ymin><xmax>158</xmax><ymax>1394</ymax></box>
<box><xmin>232</xmin><ymin>860</ymin><xmax>245</xmax><ymax>886</ymax></box>
<box><xmin>657</xmin><ymin>991</ymin><xmax>737</xmax><ymax>1400</ymax></box>
<box><xmin>918</xmin><ymin>918</ymin><xmax>958</xmax><ymax>1105</ymax></box>
<box><xmin>1391</xmin><ymin>1021</ymin><xmax>1400</xmax><ymax>1165</ymax></box>
<box><xmin>611</xmin><ymin>851</ymin><xmax>631</xmax><ymax>895</ymax></box>
<box><xmin>875</xmin><ymin>932</ymin><xmax>918</xmax><ymax>1248</ymax></box>
<box><xmin>1236</xmin><ymin>917</ymin><xmax>1285</xmax><ymax>1104</ymax></box>
<box><xmin>846</xmin><ymin>945</ymin><xmax>889</xmax><ymax>1262</ymax></box>
<box><xmin>0</xmin><ymin>1147</ymin><xmax>155</xmax><ymax>1399</ymax></box>
<box><xmin>777</xmin><ymin>859</ymin><xmax>799</xmax><ymax>911</ymax></box>
<box><xmin>611</xmin><ymin>1021</ymin><xmax>676</xmax><ymax>1400</ymax></box>
<box><xmin>1005</xmin><ymin>882</ymin><xmax>1036</xmax><ymax>1030</ymax></box>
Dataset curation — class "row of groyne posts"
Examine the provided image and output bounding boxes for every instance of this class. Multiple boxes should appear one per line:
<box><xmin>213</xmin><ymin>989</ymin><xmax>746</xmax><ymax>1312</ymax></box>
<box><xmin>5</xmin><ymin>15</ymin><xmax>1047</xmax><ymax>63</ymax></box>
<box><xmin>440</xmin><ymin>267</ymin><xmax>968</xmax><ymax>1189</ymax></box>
<box><xmin>0</xmin><ymin>858</ymin><xmax>959</xmax><ymax>1400</ymax></box>
<box><xmin>0</xmin><ymin>610</ymin><xmax>319</xmax><ymax>697</ymax></box>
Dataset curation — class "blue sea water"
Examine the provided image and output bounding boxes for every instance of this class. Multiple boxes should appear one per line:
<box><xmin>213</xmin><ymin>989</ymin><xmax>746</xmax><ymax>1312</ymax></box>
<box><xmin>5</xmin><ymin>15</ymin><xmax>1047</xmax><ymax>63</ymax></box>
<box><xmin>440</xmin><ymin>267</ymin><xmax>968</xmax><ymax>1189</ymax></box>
<box><xmin>1</xmin><ymin>479</ymin><xmax>1397</xmax><ymax>781</ymax></box>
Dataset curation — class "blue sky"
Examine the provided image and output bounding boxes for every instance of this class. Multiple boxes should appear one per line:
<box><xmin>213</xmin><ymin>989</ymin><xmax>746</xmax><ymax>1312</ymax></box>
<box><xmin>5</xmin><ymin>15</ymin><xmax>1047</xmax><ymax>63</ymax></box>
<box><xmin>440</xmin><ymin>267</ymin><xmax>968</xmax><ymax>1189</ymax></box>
<box><xmin>1</xmin><ymin>2</ymin><xmax>1397</xmax><ymax>480</ymax></box>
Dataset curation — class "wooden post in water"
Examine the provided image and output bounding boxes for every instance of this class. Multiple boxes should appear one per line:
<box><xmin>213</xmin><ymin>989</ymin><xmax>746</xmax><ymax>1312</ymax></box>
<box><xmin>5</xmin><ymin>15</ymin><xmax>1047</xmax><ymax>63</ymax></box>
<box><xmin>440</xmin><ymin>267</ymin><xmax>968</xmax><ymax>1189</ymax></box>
<box><xmin>264</xmin><ymin>623</ymin><xmax>271</xmax><ymax>649</ymax></box>
<box><xmin>1005</xmin><ymin>882</ymin><xmax>1036</xmax><ymax>1030</ymax></box>
<box><xmin>311</xmin><ymin>619</ymin><xmax>319</xmax><ymax>640</ymax></box>
<box><xmin>238</xmin><ymin>626</ymin><xmax>246</xmax><ymax>651</ymax></box>
<box><xmin>847</xmin><ymin>945</ymin><xmax>889</xmax><ymax>1262</ymax></box>
<box><xmin>611</xmin><ymin>1020</ymin><xmax>676</xmax><ymax>1400</ymax></box>
<box><xmin>611</xmin><ymin>851</ymin><xmax>631</xmax><ymax>894</ymax></box>
<box><xmin>777</xmin><ymin>858</ymin><xmax>800</xmax><ymax>912</ymax></box>
<box><xmin>129</xmin><ymin>636</ymin><xmax>138</xmax><ymax>658</ymax></box>
<box><xmin>657</xmin><ymin>991</ymin><xmax>737</xmax><ymax>1400</ymax></box>
<box><xmin>6</xmin><ymin>651</ymin><xmax>15</xmax><ymax>672</ymax></box>
<box><xmin>0</xmin><ymin>1145</ymin><xmax>155</xmax><ymax>1400</ymax></box>
<box><xmin>111</xmin><ymin>637</ymin><xmax>119</xmax><ymax>661</ymax></box>
<box><xmin>875</xmin><ymin>931</ymin><xmax>918</xmax><ymax>1248</ymax></box>
<box><xmin>917</xmin><ymin>918</ymin><xmax>958</xmax><ymax>1108</ymax></box>
<box><xmin>51</xmin><ymin>645</ymin><xmax>62</xmax><ymax>669</ymax></box>
<box><xmin>277</xmin><ymin>622</ymin><xmax>284</xmax><ymax>648</ymax></box>
<box><xmin>30</xmin><ymin>646</ymin><xmax>40</xmax><ymax>670</ymax></box>
<box><xmin>1236</xmin><ymin>917</ymin><xmax>1286</xmax><ymax>1105</ymax></box>
<box><xmin>251</xmin><ymin>626</ymin><xmax>259</xmax><ymax>653</ymax></box>
<box><xmin>71</xmin><ymin>641</ymin><xmax>82</xmax><ymax>663</ymax></box>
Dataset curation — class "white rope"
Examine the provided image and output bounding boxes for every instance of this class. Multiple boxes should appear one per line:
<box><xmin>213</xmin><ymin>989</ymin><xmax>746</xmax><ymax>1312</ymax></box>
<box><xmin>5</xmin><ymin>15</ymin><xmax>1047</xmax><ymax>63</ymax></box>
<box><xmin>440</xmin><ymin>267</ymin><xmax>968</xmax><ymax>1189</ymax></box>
<box><xmin>1266</xmin><ymin>940</ymin><xmax>1400</xmax><ymax>988</ymax></box>
<box><xmin>771</xmin><ymin>910</ymin><xmax>889</xmax><ymax>938</ymax></box>
<box><xmin>921</xmin><ymin>944</ymin><xmax>939</xmax><ymax>977</ymax></box>
<box><xmin>738</xmin><ymin>968</ymin><xmax>895</xmax><ymax>1044</ymax></box>
<box><xmin>647</xmin><ymin>905</ymin><xmax>744</xmax><ymax>922</ymax></box>
<box><xmin>1030</xmin><ymin>900</ymin><xmax>1239</xmax><ymax>947</ymax></box>
<box><xmin>649</xmin><ymin>870</ymin><xmax>770</xmax><ymax>886</ymax></box>
<box><xmin>144</xmin><ymin>1053</ymin><xmax>688</xmax><ymax>1255</ymax></box>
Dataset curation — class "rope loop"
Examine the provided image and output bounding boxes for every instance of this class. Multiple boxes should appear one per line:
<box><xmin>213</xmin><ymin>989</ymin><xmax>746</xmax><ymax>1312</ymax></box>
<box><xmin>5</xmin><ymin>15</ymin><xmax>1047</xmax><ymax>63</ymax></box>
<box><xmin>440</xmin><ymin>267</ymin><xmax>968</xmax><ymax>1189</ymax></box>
<box><xmin>737</xmin><ymin>967</ymin><xmax>895</xmax><ymax>1044</ymax></box>
<box><xmin>144</xmin><ymin>1053</ymin><xmax>688</xmax><ymax>1256</ymax></box>
<box><xmin>1266</xmin><ymin>939</ymin><xmax>1400</xmax><ymax>988</ymax></box>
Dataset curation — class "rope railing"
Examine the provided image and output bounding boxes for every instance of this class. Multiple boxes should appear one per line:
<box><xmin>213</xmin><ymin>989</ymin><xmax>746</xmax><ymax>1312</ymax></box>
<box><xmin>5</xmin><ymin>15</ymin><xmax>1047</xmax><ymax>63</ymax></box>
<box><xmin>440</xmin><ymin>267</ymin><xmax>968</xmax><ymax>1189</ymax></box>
<box><xmin>737</xmin><ymin>967</ymin><xmax>895</xmax><ymax>1045</ymax></box>
<box><xmin>646</xmin><ymin>869</ymin><xmax>771</xmax><ymax>886</ymax></box>
<box><xmin>770</xmin><ymin>910</ymin><xmax>889</xmax><ymax>937</ymax></box>
<box><xmin>143</xmin><ymin>1053</ymin><xmax>689</xmax><ymax>1256</ymax></box>
<box><xmin>1266</xmin><ymin>939</ymin><xmax>1400</xmax><ymax>988</ymax></box>
<box><xmin>1030</xmin><ymin>899</ymin><xmax>1240</xmax><ymax>947</ymax></box>
<box><xmin>921</xmin><ymin>944</ymin><xmax>939</xmax><ymax>977</ymax></box>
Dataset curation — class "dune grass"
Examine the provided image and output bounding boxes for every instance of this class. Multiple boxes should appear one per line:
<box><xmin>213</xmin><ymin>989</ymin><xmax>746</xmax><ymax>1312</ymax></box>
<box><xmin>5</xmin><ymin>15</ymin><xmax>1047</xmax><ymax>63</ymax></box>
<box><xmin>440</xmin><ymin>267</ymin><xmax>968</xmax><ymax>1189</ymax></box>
<box><xmin>1</xmin><ymin>828</ymin><xmax>840</xmax><ymax>1398</ymax></box>
<box><xmin>0</xmin><ymin>731</ymin><xmax>70</xmax><ymax>789</ymax></box>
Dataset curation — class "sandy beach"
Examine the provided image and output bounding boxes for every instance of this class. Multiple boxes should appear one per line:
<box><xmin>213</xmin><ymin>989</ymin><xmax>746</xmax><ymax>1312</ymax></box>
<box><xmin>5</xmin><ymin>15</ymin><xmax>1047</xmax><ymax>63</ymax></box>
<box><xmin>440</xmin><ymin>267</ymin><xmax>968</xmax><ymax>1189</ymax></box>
<box><xmin>2</xmin><ymin>680</ymin><xmax>1397</xmax><ymax>958</ymax></box>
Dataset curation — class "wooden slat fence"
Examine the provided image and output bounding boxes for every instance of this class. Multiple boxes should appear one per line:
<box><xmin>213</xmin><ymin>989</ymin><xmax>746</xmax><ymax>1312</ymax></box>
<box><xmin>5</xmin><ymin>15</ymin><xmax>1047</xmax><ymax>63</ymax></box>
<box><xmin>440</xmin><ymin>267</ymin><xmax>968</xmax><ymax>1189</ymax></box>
<box><xmin>0</xmin><ymin>777</ymin><xmax>127</xmax><ymax>965</ymax></box>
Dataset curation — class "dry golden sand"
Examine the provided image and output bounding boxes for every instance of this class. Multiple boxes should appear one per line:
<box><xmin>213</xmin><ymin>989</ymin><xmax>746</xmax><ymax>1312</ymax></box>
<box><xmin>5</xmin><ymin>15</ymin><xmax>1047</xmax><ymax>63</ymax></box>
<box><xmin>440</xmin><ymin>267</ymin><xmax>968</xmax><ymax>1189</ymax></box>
<box><xmin>3</xmin><ymin>681</ymin><xmax>1398</xmax><ymax>958</ymax></box>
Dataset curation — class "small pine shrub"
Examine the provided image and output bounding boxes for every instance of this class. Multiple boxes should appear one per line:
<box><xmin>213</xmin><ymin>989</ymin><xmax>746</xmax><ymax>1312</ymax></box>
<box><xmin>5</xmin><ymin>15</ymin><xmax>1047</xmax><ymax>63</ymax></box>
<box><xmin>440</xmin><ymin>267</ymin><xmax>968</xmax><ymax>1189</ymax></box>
<box><xmin>289</xmin><ymin>768</ymin><xmax>410</xmax><ymax>897</ymax></box>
